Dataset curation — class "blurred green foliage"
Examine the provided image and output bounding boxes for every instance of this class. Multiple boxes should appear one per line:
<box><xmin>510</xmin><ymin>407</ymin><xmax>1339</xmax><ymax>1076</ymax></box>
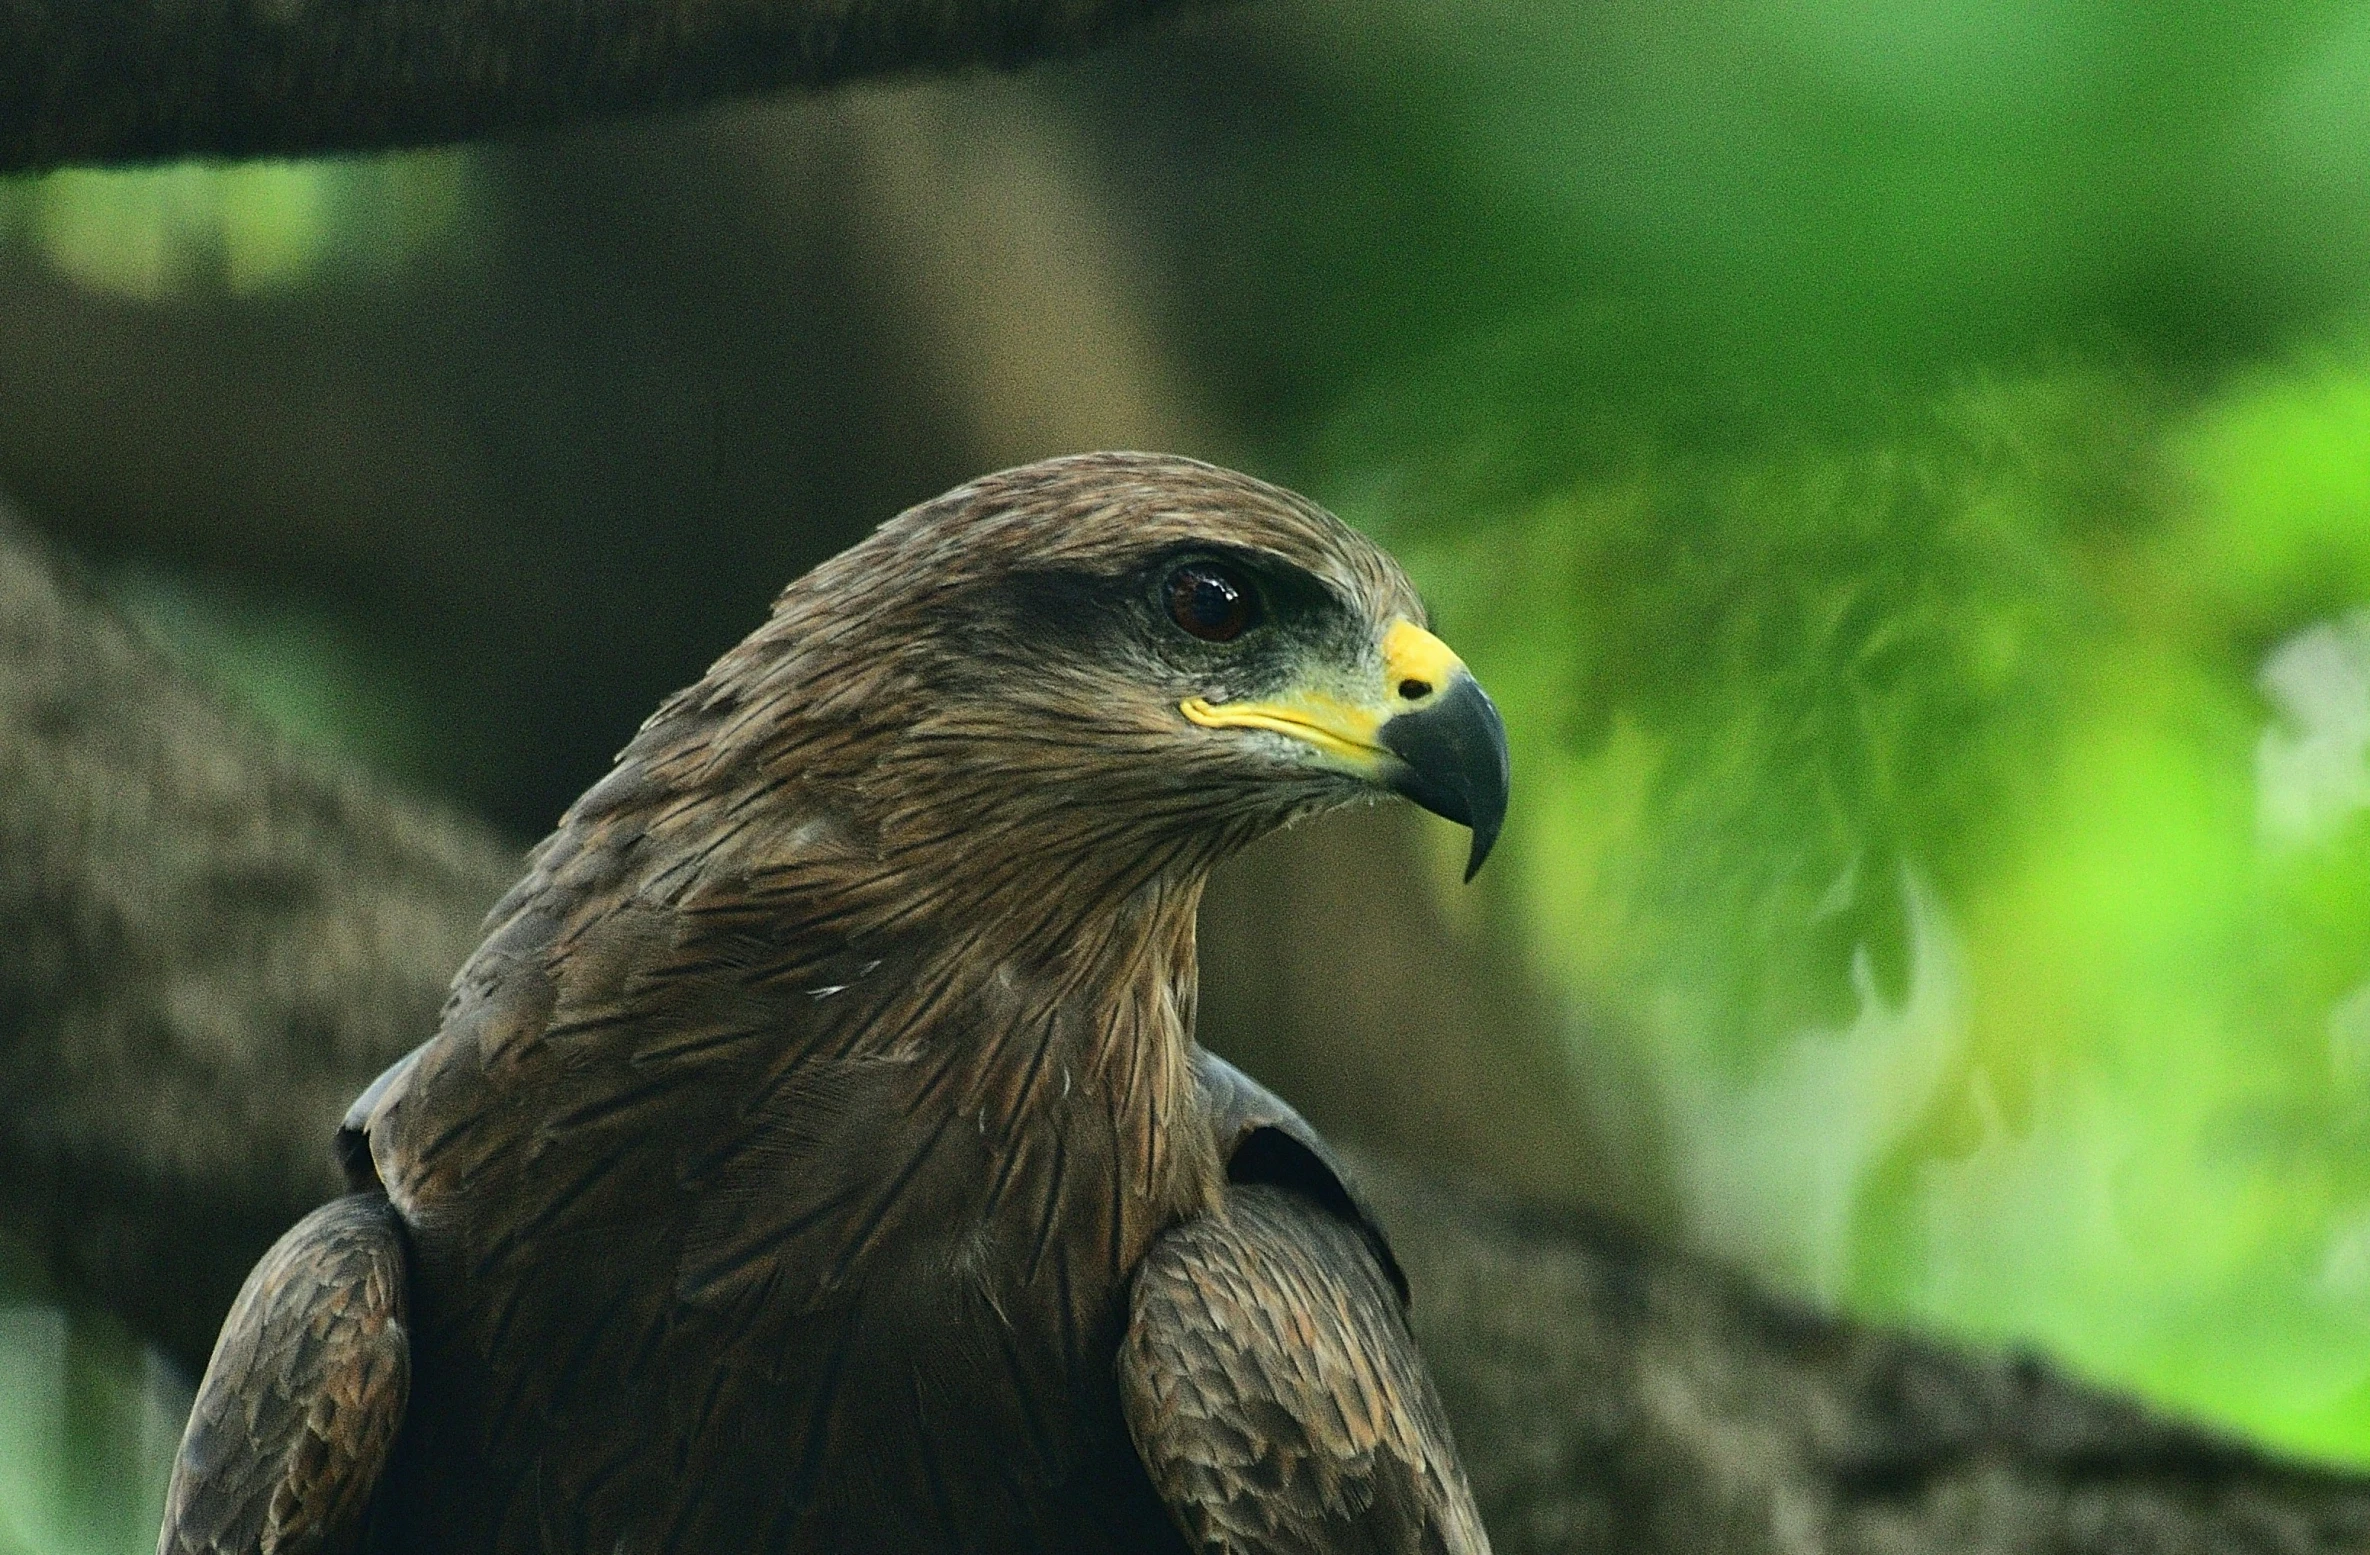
<box><xmin>13</xmin><ymin>0</ymin><xmax>2370</xmax><ymax>1548</ymax></box>
<box><xmin>103</xmin><ymin>565</ymin><xmax>439</xmax><ymax>785</ymax></box>
<box><xmin>1366</xmin><ymin>360</ymin><xmax>2370</xmax><ymax>1460</ymax></box>
<box><xmin>1224</xmin><ymin>0</ymin><xmax>2370</xmax><ymax>1464</ymax></box>
<box><xmin>0</xmin><ymin>1242</ymin><xmax>183</xmax><ymax>1555</ymax></box>
<box><xmin>0</xmin><ymin>154</ymin><xmax>469</xmax><ymax>297</ymax></box>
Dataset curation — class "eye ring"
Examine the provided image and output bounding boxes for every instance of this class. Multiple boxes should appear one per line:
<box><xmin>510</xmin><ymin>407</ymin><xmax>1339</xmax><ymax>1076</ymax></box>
<box><xmin>1164</xmin><ymin>563</ymin><xmax>1259</xmax><ymax>643</ymax></box>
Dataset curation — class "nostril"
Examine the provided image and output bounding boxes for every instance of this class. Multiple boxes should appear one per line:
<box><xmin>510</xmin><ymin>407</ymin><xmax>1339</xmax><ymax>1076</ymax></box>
<box><xmin>1398</xmin><ymin>678</ymin><xmax>1432</xmax><ymax>701</ymax></box>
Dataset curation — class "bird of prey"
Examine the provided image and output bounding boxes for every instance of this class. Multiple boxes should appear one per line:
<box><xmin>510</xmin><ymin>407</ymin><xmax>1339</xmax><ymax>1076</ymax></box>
<box><xmin>158</xmin><ymin>453</ymin><xmax>1510</xmax><ymax>1555</ymax></box>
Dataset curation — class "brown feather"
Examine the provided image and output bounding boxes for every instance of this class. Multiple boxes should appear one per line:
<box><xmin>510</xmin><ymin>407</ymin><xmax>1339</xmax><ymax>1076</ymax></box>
<box><xmin>1122</xmin><ymin>1185</ymin><xmax>1488</xmax><ymax>1555</ymax></box>
<box><xmin>159</xmin><ymin>1194</ymin><xmax>407</xmax><ymax>1555</ymax></box>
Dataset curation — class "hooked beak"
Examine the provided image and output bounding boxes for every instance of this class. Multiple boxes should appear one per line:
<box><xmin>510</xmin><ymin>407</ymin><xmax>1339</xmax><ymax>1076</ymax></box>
<box><xmin>1181</xmin><ymin>619</ymin><xmax>1511</xmax><ymax>880</ymax></box>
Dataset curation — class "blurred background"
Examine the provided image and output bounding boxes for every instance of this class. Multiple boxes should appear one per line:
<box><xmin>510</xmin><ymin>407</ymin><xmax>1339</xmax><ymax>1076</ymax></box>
<box><xmin>14</xmin><ymin>0</ymin><xmax>2370</xmax><ymax>1546</ymax></box>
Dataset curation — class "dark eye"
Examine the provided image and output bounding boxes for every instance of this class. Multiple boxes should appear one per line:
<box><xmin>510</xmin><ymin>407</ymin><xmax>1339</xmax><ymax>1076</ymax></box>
<box><xmin>1164</xmin><ymin>563</ymin><xmax>1258</xmax><ymax>643</ymax></box>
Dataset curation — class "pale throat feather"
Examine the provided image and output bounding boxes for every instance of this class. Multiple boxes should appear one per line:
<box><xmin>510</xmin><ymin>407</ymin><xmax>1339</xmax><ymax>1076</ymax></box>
<box><xmin>975</xmin><ymin>858</ymin><xmax>1218</xmax><ymax>1227</ymax></box>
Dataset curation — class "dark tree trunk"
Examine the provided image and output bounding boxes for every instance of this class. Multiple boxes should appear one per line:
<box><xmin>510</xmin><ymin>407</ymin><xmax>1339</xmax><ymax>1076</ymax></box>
<box><xmin>0</xmin><ymin>0</ymin><xmax>1207</xmax><ymax>170</ymax></box>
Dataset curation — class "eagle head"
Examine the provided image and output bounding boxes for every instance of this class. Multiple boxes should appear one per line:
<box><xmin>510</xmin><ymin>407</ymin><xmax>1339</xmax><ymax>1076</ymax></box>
<box><xmin>586</xmin><ymin>452</ymin><xmax>1509</xmax><ymax>925</ymax></box>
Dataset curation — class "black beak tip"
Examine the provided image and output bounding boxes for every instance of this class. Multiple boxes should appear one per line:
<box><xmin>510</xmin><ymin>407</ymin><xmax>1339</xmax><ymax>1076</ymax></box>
<box><xmin>1379</xmin><ymin>672</ymin><xmax>1511</xmax><ymax>883</ymax></box>
<box><xmin>1463</xmin><ymin>801</ymin><xmax>1503</xmax><ymax>883</ymax></box>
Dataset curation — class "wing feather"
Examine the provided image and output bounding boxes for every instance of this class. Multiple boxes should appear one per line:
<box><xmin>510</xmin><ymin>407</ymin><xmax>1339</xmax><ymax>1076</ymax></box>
<box><xmin>1120</xmin><ymin>1184</ymin><xmax>1489</xmax><ymax>1555</ymax></box>
<box><xmin>158</xmin><ymin>1193</ymin><xmax>409</xmax><ymax>1555</ymax></box>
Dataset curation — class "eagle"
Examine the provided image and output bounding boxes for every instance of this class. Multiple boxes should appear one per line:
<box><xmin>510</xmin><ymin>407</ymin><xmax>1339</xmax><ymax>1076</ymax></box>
<box><xmin>158</xmin><ymin>453</ymin><xmax>1510</xmax><ymax>1555</ymax></box>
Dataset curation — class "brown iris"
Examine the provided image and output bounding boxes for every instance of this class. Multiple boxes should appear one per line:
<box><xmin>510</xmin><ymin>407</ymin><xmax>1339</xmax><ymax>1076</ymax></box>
<box><xmin>1165</xmin><ymin>563</ymin><xmax>1257</xmax><ymax>642</ymax></box>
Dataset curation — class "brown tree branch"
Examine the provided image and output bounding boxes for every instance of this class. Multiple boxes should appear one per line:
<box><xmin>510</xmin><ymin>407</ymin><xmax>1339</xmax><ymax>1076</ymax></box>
<box><xmin>0</xmin><ymin>0</ymin><xmax>1203</xmax><ymax>171</ymax></box>
<box><xmin>1380</xmin><ymin>1166</ymin><xmax>2370</xmax><ymax>1554</ymax></box>
<box><xmin>0</xmin><ymin>502</ymin><xmax>513</xmax><ymax>1359</ymax></box>
<box><xmin>8</xmin><ymin>503</ymin><xmax>2370</xmax><ymax>1552</ymax></box>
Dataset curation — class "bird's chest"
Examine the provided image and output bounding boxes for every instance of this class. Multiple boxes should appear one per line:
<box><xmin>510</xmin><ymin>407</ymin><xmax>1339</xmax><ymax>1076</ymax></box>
<box><xmin>394</xmin><ymin>994</ymin><xmax>1204</xmax><ymax>1553</ymax></box>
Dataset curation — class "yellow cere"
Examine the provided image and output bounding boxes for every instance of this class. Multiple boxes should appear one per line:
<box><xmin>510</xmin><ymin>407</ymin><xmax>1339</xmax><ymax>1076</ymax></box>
<box><xmin>1179</xmin><ymin>617</ymin><xmax>1464</xmax><ymax>765</ymax></box>
<box><xmin>1380</xmin><ymin>620</ymin><xmax>1464</xmax><ymax>701</ymax></box>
